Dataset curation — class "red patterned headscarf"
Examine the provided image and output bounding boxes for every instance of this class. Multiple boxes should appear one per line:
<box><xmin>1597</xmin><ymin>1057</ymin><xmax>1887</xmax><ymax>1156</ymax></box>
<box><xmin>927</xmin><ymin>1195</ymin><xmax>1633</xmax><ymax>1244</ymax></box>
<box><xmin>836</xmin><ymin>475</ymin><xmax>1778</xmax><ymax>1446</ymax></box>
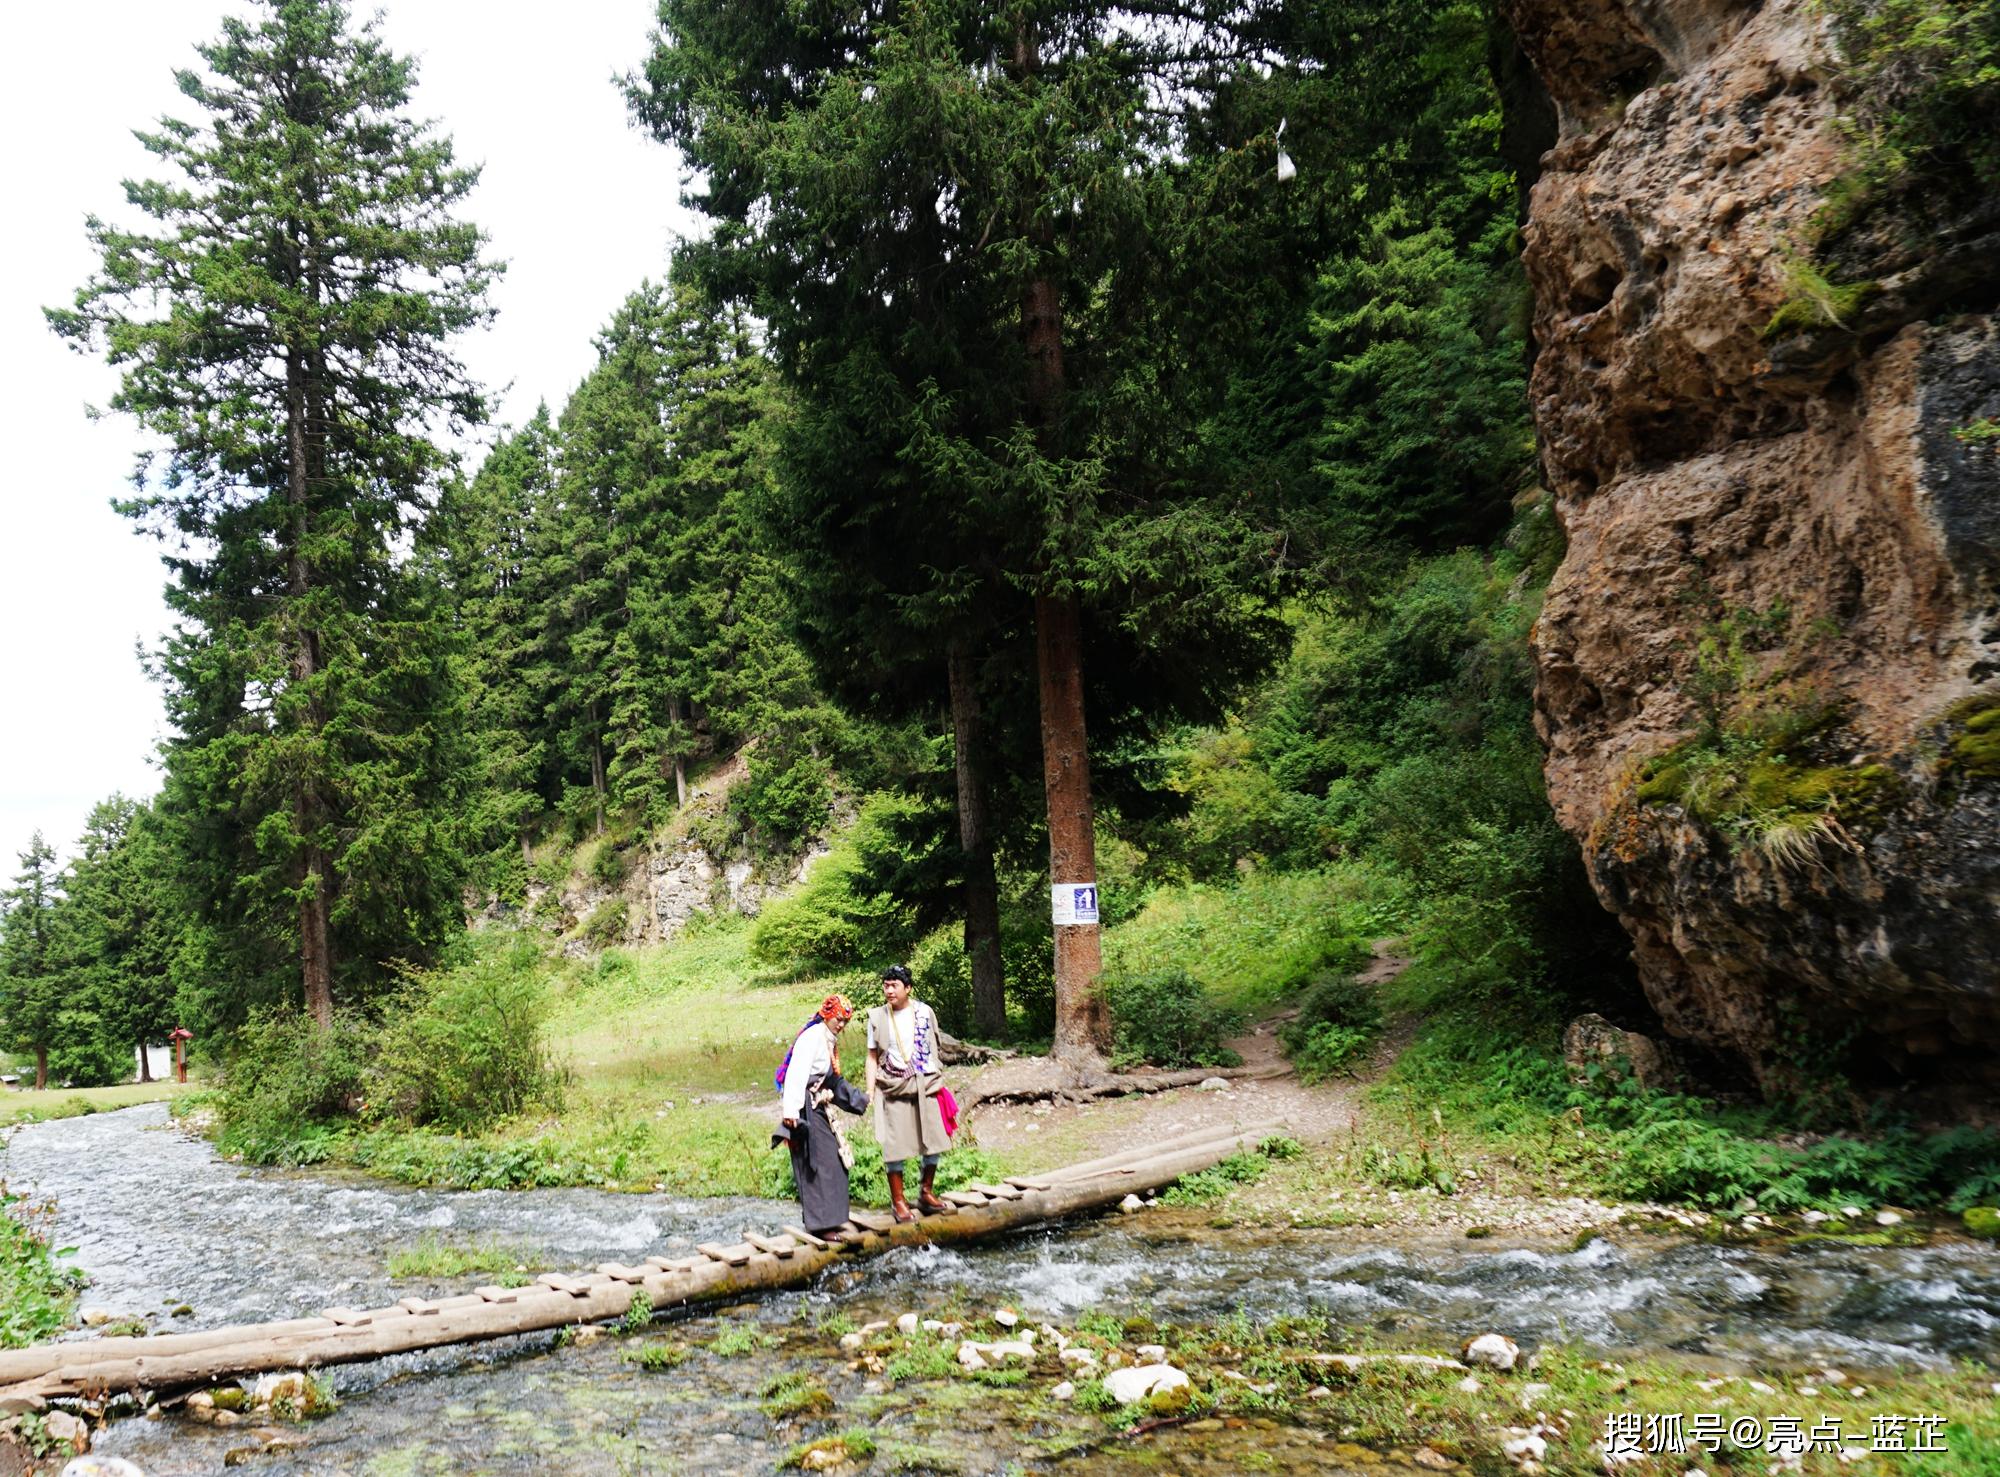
<box><xmin>818</xmin><ymin>993</ymin><xmax>856</xmax><ymax>1025</ymax></box>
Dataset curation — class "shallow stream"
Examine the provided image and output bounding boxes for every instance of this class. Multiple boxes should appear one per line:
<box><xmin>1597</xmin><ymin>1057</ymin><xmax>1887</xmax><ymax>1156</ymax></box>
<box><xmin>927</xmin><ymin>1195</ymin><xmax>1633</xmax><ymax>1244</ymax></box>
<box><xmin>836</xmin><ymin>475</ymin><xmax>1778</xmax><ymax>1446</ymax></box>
<box><xmin>5</xmin><ymin>1105</ymin><xmax>1996</xmax><ymax>1474</ymax></box>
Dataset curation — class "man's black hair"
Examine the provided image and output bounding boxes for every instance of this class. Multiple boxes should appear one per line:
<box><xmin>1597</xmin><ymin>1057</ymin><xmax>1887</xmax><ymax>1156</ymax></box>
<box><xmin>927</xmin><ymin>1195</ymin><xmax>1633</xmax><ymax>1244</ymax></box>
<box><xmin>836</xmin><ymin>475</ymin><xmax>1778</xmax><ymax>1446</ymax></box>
<box><xmin>882</xmin><ymin>964</ymin><xmax>914</xmax><ymax>987</ymax></box>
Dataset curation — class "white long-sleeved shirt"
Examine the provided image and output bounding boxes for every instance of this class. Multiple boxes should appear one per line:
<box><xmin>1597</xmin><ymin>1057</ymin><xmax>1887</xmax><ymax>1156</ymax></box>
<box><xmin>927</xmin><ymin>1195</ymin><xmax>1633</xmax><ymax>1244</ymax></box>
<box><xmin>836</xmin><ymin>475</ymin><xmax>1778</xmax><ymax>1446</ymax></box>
<box><xmin>780</xmin><ymin>1020</ymin><xmax>837</xmax><ymax>1121</ymax></box>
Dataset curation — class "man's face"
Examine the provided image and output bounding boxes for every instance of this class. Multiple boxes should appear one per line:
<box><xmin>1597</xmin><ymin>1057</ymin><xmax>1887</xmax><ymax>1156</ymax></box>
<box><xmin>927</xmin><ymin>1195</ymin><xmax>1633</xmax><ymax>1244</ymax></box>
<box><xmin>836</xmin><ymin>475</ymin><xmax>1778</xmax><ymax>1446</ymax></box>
<box><xmin>883</xmin><ymin>977</ymin><xmax>911</xmax><ymax>1008</ymax></box>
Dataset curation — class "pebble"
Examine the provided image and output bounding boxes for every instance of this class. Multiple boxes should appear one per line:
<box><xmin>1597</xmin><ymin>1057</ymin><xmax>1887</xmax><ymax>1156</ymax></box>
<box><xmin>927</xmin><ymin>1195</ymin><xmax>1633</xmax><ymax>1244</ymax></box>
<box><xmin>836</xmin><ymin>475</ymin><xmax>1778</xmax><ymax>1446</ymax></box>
<box><xmin>1104</xmin><ymin>1364</ymin><xmax>1190</xmax><ymax>1404</ymax></box>
<box><xmin>921</xmin><ymin>1319</ymin><xmax>944</xmax><ymax>1333</ymax></box>
<box><xmin>80</xmin><ymin>1308</ymin><xmax>115</xmax><ymax>1328</ymax></box>
<box><xmin>1875</xmin><ymin>1210</ymin><xmax>1903</xmax><ymax>1226</ymax></box>
<box><xmin>992</xmin><ymin>1308</ymin><xmax>1019</xmax><ymax>1329</ymax></box>
<box><xmin>987</xmin><ymin>1340</ymin><xmax>1037</xmax><ymax>1362</ymax></box>
<box><xmin>1840</xmin><ymin>1206</ymin><xmax>1863</xmax><ymax>1219</ymax></box>
<box><xmin>1135</xmin><ymin>1343</ymin><xmax>1166</xmax><ymax>1361</ymax></box>
<box><xmin>61</xmin><ymin>1462</ymin><xmax>148</xmax><ymax>1477</ymax></box>
<box><xmin>838</xmin><ymin>1332</ymin><xmax>863</xmax><ymax>1351</ymax></box>
<box><xmin>1118</xmin><ymin>1193</ymin><xmax>1144</xmax><ymax>1214</ymax></box>
<box><xmin>895</xmin><ymin>1313</ymin><xmax>919</xmax><ymax>1335</ymax></box>
<box><xmin>956</xmin><ymin>1344</ymin><xmax>988</xmax><ymax>1371</ymax></box>
<box><xmin>1464</xmin><ymin>1333</ymin><xmax>1521</xmax><ymax>1372</ymax></box>
<box><xmin>1198</xmin><ymin>1077</ymin><xmax>1229</xmax><ymax>1091</ymax></box>
<box><xmin>1051</xmin><ymin>1381</ymin><xmax>1076</xmax><ymax>1401</ymax></box>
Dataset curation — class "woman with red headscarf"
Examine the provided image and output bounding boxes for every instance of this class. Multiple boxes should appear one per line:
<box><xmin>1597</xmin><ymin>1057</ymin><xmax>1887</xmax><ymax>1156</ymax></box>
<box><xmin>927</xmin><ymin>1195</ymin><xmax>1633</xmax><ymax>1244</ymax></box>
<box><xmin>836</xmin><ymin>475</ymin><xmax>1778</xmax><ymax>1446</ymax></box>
<box><xmin>773</xmin><ymin>994</ymin><xmax>868</xmax><ymax>1240</ymax></box>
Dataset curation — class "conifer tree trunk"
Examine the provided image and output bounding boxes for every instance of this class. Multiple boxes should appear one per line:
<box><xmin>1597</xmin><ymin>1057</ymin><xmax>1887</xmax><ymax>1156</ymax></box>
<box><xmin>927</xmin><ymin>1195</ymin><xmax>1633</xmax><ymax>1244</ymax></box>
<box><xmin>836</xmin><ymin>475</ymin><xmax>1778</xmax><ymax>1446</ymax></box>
<box><xmin>288</xmin><ymin>342</ymin><xmax>336</xmax><ymax>1031</ymax></box>
<box><xmin>34</xmin><ymin>1046</ymin><xmax>47</xmax><ymax>1092</ymax></box>
<box><xmin>668</xmin><ymin>694</ymin><xmax>688</xmax><ymax>807</ymax></box>
<box><xmin>590</xmin><ymin>709</ymin><xmax>608</xmax><ymax>835</ymax></box>
<box><xmin>947</xmin><ymin>639</ymin><xmax>1007</xmax><ymax>1036</ymax></box>
<box><xmin>137</xmin><ymin>1035</ymin><xmax>152</xmax><ymax>1084</ymax></box>
<box><xmin>1014</xmin><ymin>16</ymin><xmax>1109</xmax><ymax>1070</ymax></box>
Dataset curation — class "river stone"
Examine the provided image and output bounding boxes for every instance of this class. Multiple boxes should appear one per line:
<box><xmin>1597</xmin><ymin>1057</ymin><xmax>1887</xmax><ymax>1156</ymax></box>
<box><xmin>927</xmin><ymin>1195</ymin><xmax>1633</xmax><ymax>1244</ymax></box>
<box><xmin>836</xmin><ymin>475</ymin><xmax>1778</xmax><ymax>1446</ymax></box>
<box><xmin>838</xmin><ymin>1332</ymin><xmax>863</xmax><ymax>1351</ymax></box>
<box><xmin>40</xmin><ymin>1411</ymin><xmax>87</xmax><ymax>1452</ymax></box>
<box><xmin>1963</xmin><ymin>1207</ymin><xmax>2000</xmax><ymax>1238</ymax></box>
<box><xmin>1463</xmin><ymin>1333</ymin><xmax>1520</xmax><ymax>1371</ymax></box>
<box><xmin>955</xmin><ymin>1343</ymin><xmax>988</xmax><ymax>1371</ymax></box>
<box><xmin>1135</xmin><ymin>1343</ymin><xmax>1166</xmax><ymax>1361</ymax></box>
<box><xmin>992</xmin><ymin>1308</ymin><xmax>1019</xmax><ymax>1328</ymax></box>
<box><xmin>987</xmin><ymin>1340</ymin><xmax>1036</xmax><ymax>1362</ymax></box>
<box><xmin>1517</xmin><ymin>1382</ymin><xmax>1553</xmax><ymax>1411</ymax></box>
<box><xmin>79</xmin><ymin>1308</ymin><xmax>114</xmax><ymax>1328</ymax></box>
<box><xmin>1051</xmin><ymin>1381</ymin><xmax>1076</xmax><ymax>1401</ymax></box>
<box><xmin>1197</xmin><ymin>1077</ymin><xmax>1229</xmax><ymax>1091</ymax></box>
<box><xmin>1118</xmin><ymin>1193</ymin><xmax>1143</xmax><ymax>1213</ymax></box>
<box><xmin>921</xmin><ymin>1318</ymin><xmax>945</xmax><ymax>1332</ymax></box>
<box><xmin>1103</xmin><ymin>1364</ymin><xmax>1189</xmax><ymax>1405</ymax></box>
<box><xmin>61</xmin><ymin>1462</ymin><xmax>146</xmax><ymax>1477</ymax></box>
<box><xmin>1059</xmin><ymin>1347</ymin><xmax>1097</xmax><ymax>1367</ymax></box>
<box><xmin>1875</xmin><ymin>1210</ymin><xmax>1903</xmax><ymax>1226</ymax></box>
<box><xmin>895</xmin><ymin>1313</ymin><xmax>919</xmax><ymax>1335</ymax></box>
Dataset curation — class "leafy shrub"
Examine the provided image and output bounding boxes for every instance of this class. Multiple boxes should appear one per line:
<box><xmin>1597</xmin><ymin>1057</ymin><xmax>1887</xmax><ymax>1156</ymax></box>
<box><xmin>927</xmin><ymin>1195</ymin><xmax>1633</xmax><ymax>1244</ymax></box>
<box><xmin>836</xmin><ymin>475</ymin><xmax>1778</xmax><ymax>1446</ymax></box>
<box><xmin>589</xmin><ymin>838</ymin><xmax>631</xmax><ymax>887</ymax></box>
<box><xmin>749</xmin><ymin>792</ymin><xmax>950</xmax><ymax>977</ymax></box>
<box><xmin>216</xmin><ymin>1007</ymin><xmax>375</xmax><ymax>1160</ymax></box>
<box><xmin>580</xmin><ymin>899</ymin><xmax>628</xmax><ymax>948</ymax></box>
<box><xmin>1289</xmin><ymin>1023</ymin><xmax>1375</xmax><ymax>1082</ymax></box>
<box><xmin>1102</xmin><ymin>968</ymin><xmax>1245</xmax><ymax>1070</ymax></box>
<box><xmin>1280</xmin><ymin>969</ymin><xmax>1385</xmax><ymax>1082</ymax></box>
<box><xmin>374</xmin><ymin>941</ymin><xmax>566</xmax><ymax>1133</ymax></box>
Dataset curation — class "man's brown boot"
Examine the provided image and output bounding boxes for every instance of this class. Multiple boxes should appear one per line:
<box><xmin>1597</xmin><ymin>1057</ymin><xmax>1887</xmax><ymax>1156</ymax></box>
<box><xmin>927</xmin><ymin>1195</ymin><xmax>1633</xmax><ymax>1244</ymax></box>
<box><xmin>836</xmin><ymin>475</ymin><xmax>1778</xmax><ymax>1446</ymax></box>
<box><xmin>918</xmin><ymin>1165</ymin><xmax>949</xmax><ymax>1214</ymax></box>
<box><xmin>887</xmin><ymin>1170</ymin><xmax>916</xmax><ymax>1223</ymax></box>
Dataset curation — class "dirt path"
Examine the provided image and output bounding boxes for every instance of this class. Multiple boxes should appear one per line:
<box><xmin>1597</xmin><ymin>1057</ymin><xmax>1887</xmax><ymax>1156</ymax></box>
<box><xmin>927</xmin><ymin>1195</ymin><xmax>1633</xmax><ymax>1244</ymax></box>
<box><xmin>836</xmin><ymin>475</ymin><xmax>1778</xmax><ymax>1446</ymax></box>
<box><xmin>965</xmin><ymin>949</ymin><xmax>1414</xmax><ymax>1175</ymax></box>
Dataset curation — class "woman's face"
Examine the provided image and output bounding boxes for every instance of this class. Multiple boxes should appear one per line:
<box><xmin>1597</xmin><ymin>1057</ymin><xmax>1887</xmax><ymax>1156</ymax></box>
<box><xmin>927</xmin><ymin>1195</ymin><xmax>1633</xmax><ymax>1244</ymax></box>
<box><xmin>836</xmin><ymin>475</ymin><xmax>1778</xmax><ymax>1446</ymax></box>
<box><xmin>828</xmin><ymin>1012</ymin><xmax>850</xmax><ymax>1036</ymax></box>
<box><xmin>883</xmin><ymin>978</ymin><xmax>911</xmax><ymax>1009</ymax></box>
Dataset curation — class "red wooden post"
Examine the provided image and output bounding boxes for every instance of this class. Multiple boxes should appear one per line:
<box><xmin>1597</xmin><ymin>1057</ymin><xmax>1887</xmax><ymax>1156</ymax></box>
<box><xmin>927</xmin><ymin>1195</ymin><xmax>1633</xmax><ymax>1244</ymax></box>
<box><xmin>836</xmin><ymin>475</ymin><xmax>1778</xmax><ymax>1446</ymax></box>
<box><xmin>169</xmin><ymin>1027</ymin><xmax>193</xmax><ymax>1084</ymax></box>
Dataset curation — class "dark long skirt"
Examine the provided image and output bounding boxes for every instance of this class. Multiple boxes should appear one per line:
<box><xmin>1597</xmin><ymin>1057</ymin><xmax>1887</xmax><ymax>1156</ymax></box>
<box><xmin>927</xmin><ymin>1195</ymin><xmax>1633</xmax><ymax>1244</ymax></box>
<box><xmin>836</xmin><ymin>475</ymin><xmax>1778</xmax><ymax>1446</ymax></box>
<box><xmin>787</xmin><ymin>1073</ymin><xmax>867</xmax><ymax>1235</ymax></box>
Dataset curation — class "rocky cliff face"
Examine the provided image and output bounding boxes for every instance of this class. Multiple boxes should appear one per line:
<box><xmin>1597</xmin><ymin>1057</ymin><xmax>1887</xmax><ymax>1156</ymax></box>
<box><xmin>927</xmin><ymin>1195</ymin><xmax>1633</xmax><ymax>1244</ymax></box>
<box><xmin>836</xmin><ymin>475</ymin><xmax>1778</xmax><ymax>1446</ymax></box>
<box><xmin>1505</xmin><ymin>0</ymin><xmax>2000</xmax><ymax>1098</ymax></box>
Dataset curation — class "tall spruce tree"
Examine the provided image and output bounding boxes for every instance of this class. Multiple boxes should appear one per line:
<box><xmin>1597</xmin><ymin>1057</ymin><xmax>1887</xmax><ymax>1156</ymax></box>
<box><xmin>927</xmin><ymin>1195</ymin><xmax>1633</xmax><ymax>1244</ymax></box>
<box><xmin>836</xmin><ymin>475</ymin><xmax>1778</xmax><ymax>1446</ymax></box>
<box><xmin>50</xmin><ymin>0</ymin><xmax>496</xmax><ymax>1025</ymax></box>
<box><xmin>628</xmin><ymin>1</ymin><xmax>1344</xmax><ymax>1067</ymax></box>
<box><xmin>0</xmin><ymin>834</ymin><xmax>63</xmax><ymax>1089</ymax></box>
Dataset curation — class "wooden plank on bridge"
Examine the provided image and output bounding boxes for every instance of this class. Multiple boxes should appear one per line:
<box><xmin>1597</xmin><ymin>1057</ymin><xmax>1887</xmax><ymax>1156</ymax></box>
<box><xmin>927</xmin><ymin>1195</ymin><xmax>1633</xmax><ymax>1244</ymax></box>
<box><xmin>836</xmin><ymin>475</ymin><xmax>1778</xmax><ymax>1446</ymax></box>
<box><xmin>535</xmin><ymin>1274</ymin><xmax>591</xmax><ymax>1297</ymax></box>
<box><xmin>940</xmin><ymin>1190</ymin><xmax>988</xmax><ymax>1209</ymax></box>
<box><xmin>846</xmin><ymin>1210</ymin><xmax>897</xmax><ymax>1233</ymax></box>
<box><xmin>783</xmin><ymin>1226</ymin><xmax>830</xmax><ymax>1250</ymax></box>
<box><xmin>597</xmin><ymin>1262</ymin><xmax>649</xmax><ymax>1283</ymax></box>
<box><xmin>696</xmin><ymin>1242</ymin><xmax>753</xmax><ymax>1267</ymax></box>
<box><xmin>475</xmin><ymin>1286</ymin><xmax>519</xmax><ymax>1304</ymax></box>
<box><xmin>396</xmin><ymin>1297</ymin><xmax>442</xmax><ymax>1317</ymax></box>
<box><xmin>741</xmin><ymin>1231</ymin><xmax>797</xmax><ymax>1258</ymax></box>
<box><xmin>969</xmin><ymin>1181</ymin><xmax>1025</xmax><ymax>1201</ymax></box>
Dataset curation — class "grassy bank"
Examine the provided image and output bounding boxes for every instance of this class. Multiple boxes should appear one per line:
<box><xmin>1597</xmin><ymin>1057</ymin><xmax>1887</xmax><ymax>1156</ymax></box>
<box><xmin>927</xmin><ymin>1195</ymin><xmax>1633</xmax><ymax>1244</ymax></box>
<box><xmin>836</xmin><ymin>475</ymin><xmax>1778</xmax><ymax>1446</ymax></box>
<box><xmin>203</xmin><ymin>919</ymin><xmax>997</xmax><ymax>1198</ymax></box>
<box><xmin>1</xmin><ymin>1080</ymin><xmax>191</xmax><ymax>1128</ymax></box>
<box><xmin>0</xmin><ymin>1189</ymin><xmax>80</xmax><ymax>1348</ymax></box>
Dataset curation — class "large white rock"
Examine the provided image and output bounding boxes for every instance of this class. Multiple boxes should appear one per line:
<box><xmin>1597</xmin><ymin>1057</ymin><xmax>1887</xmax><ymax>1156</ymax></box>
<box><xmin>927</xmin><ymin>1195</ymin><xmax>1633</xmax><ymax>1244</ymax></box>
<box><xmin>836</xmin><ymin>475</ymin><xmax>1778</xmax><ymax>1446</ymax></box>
<box><xmin>1118</xmin><ymin>1193</ymin><xmax>1144</xmax><ymax>1213</ymax></box>
<box><xmin>1463</xmin><ymin>1333</ymin><xmax>1521</xmax><ymax>1371</ymax></box>
<box><xmin>987</xmin><ymin>1340</ymin><xmax>1037</xmax><ymax>1362</ymax></box>
<box><xmin>956</xmin><ymin>1342</ymin><xmax>988</xmax><ymax>1371</ymax></box>
<box><xmin>895</xmin><ymin>1313</ymin><xmax>919</xmax><ymax>1335</ymax></box>
<box><xmin>992</xmin><ymin>1308</ymin><xmax>1019</xmax><ymax>1329</ymax></box>
<box><xmin>1103</xmin><ymin>1364</ymin><xmax>1191</xmax><ymax>1405</ymax></box>
<box><xmin>1051</xmin><ymin>1381</ymin><xmax>1076</xmax><ymax>1401</ymax></box>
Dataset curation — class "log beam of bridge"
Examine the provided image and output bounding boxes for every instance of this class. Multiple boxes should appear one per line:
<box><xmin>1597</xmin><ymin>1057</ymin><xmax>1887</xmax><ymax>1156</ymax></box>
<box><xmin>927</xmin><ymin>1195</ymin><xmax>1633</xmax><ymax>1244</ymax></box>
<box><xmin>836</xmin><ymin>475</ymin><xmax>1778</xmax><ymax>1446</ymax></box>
<box><xmin>0</xmin><ymin>1120</ymin><xmax>1283</xmax><ymax>1411</ymax></box>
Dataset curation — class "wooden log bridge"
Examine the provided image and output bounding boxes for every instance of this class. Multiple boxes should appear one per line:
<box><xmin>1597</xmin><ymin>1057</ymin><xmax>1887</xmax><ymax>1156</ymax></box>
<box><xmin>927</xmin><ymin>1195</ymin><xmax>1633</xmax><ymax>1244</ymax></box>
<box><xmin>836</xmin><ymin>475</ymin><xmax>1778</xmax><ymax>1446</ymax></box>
<box><xmin>0</xmin><ymin>1120</ymin><xmax>1283</xmax><ymax>1412</ymax></box>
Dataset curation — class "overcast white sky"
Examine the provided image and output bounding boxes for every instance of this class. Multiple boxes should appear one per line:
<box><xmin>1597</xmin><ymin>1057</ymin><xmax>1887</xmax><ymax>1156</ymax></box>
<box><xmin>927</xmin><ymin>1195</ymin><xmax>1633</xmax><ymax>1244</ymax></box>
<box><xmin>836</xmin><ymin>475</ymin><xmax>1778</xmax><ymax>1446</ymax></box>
<box><xmin>0</xmin><ymin>1</ymin><xmax>694</xmax><ymax>871</ymax></box>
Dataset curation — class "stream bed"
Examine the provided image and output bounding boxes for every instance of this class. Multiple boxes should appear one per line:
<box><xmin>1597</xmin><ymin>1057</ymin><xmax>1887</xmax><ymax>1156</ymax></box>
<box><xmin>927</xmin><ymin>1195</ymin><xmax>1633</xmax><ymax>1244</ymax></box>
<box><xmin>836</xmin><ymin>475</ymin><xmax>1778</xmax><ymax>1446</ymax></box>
<box><xmin>5</xmin><ymin>1104</ymin><xmax>1996</xmax><ymax>1474</ymax></box>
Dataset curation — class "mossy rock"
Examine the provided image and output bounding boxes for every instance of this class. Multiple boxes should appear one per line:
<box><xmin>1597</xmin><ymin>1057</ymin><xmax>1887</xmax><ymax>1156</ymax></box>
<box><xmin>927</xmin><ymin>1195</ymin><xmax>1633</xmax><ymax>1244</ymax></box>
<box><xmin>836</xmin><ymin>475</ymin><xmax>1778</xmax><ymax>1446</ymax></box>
<box><xmin>1762</xmin><ymin>279</ymin><xmax>1882</xmax><ymax>339</ymax></box>
<box><xmin>209</xmin><ymin>1386</ymin><xmax>247</xmax><ymax>1411</ymax></box>
<box><xmin>1963</xmin><ymin>1206</ymin><xmax>2000</xmax><ymax>1239</ymax></box>
<box><xmin>1635</xmin><ymin>760</ymin><xmax>1690</xmax><ymax>807</ymax></box>
<box><xmin>1948</xmin><ymin>706</ymin><xmax>2000</xmax><ymax>781</ymax></box>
